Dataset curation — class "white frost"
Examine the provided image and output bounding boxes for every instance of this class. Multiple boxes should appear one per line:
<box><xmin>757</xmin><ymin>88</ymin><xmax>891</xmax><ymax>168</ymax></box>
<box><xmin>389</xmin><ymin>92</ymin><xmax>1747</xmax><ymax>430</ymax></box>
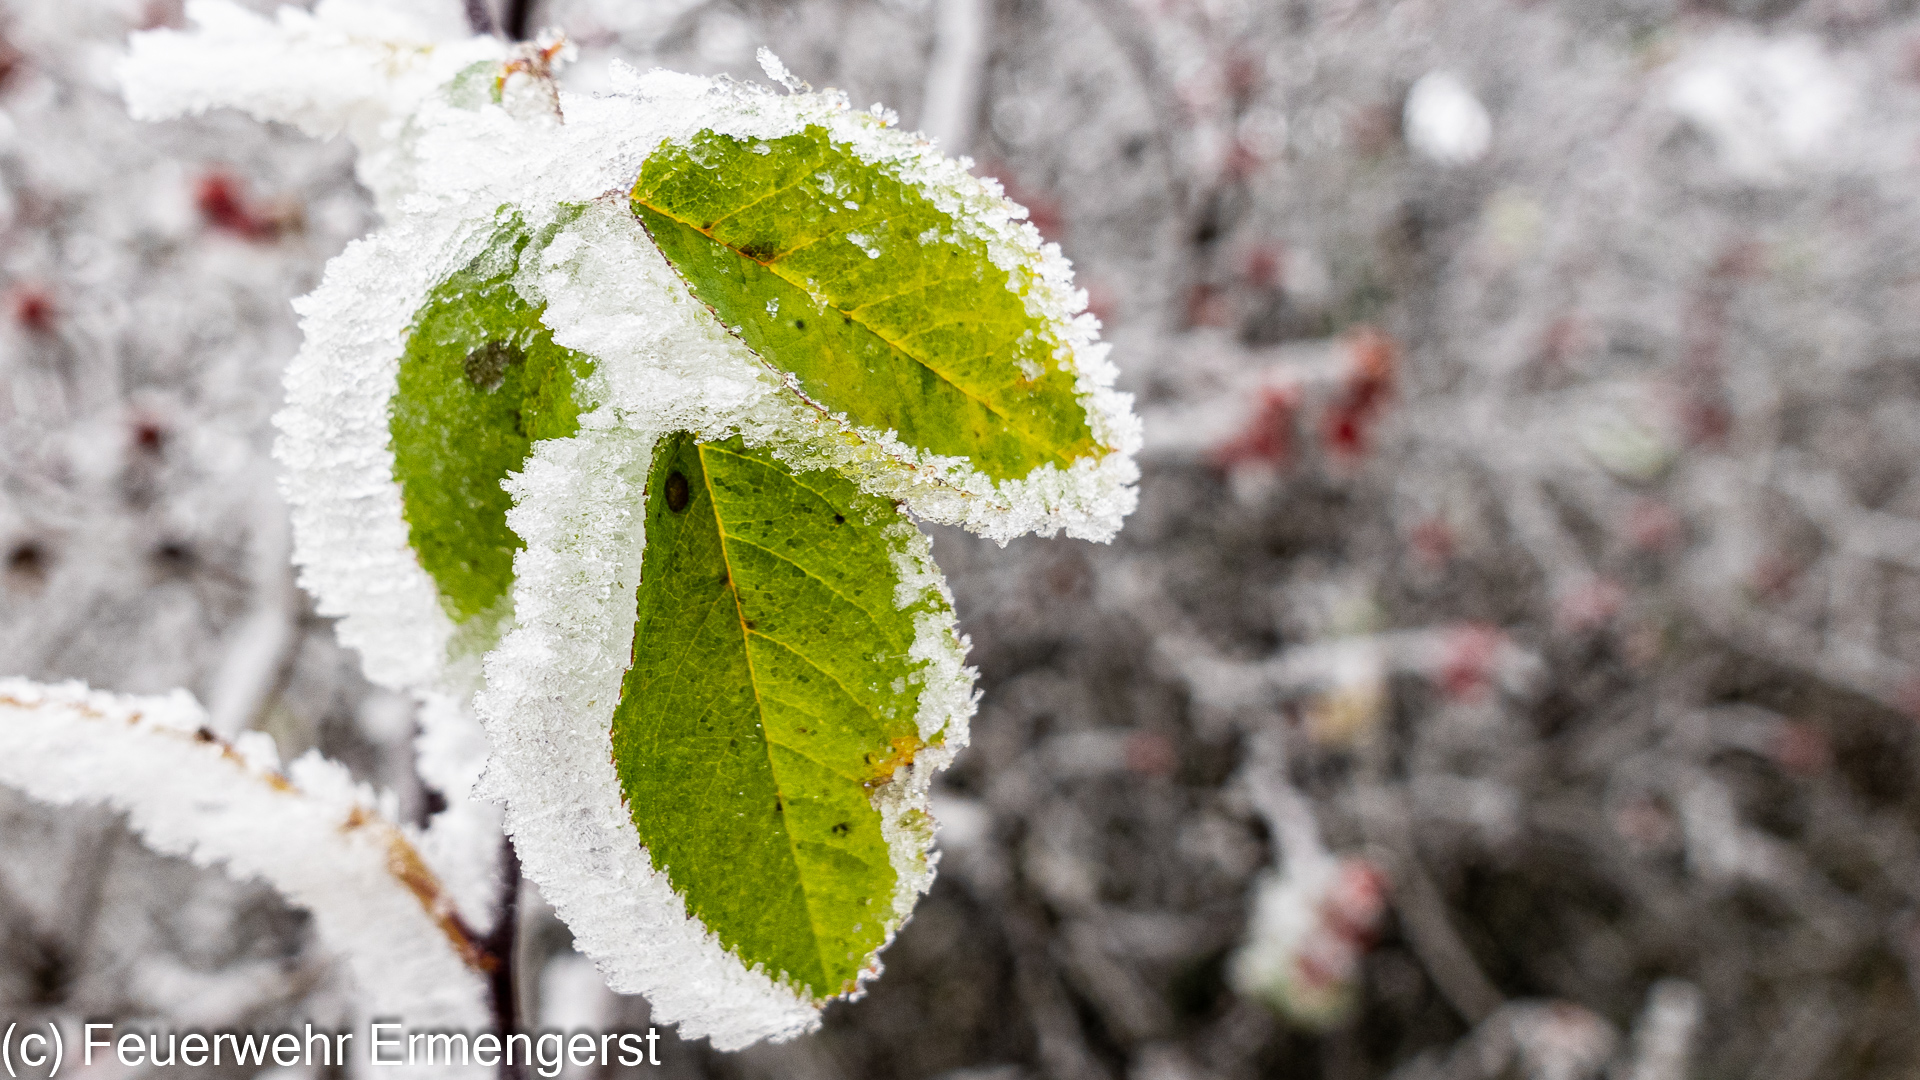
<box><xmin>1666</xmin><ymin>31</ymin><xmax>1857</xmax><ymax>186</ymax></box>
<box><xmin>0</xmin><ymin>680</ymin><xmax>491</xmax><ymax>1072</ymax></box>
<box><xmin>129</xmin><ymin>7</ymin><xmax>1126</xmax><ymax>1047</ymax></box>
<box><xmin>476</xmin><ymin>221</ymin><xmax>979</xmax><ymax>1039</ymax></box>
<box><xmin>469</xmin><ymin>417</ymin><xmax>835</xmax><ymax>1047</ymax></box>
<box><xmin>119</xmin><ymin>0</ymin><xmax>507</xmax><ymax>215</ymax></box>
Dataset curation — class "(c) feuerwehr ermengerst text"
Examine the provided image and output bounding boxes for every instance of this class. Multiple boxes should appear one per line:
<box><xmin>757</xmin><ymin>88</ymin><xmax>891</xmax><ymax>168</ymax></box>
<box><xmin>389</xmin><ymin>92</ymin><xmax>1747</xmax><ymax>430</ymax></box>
<box><xmin>0</xmin><ymin>1021</ymin><xmax>665</xmax><ymax>1075</ymax></box>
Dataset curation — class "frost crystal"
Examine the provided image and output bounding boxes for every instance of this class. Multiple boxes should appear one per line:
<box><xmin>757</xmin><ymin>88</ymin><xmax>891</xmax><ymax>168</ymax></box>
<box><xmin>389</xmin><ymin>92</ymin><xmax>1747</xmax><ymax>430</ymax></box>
<box><xmin>120</xmin><ymin>0</ymin><xmax>507</xmax><ymax>215</ymax></box>
<box><xmin>0</xmin><ymin>680</ymin><xmax>491</xmax><ymax>1072</ymax></box>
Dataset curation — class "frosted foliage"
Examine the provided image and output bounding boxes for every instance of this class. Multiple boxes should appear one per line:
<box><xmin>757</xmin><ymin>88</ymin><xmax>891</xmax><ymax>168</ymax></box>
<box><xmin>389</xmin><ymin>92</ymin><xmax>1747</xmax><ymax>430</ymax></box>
<box><xmin>120</xmin><ymin>0</ymin><xmax>507</xmax><ymax>215</ymax></box>
<box><xmin>472</xmin><ymin>194</ymin><xmax>978</xmax><ymax>1041</ymax></box>
<box><xmin>255</xmin><ymin>37</ymin><xmax>1134</xmax><ymax>700</ymax></box>
<box><xmin>147</xmin><ymin>13</ymin><xmax>1099</xmax><ymax>1040</ymax></box>
<box><xmin>0</xmin><ymin>680</ymin><xmax>489</xmax><ymax>1073</ymax></box>
<box><xmin>276</xmin><ymin>215</ymin><xmax>489</xmax><ymax>694</ymax></box>
<box><xmin>465</xmin><ymin>374</ymin><xmax>975</xmax><ymax>1042</ymax></box>
<box><xmin>471</xmin><ymin>425</ymin><xmax>828</xmax><ymax>1048</ymax></box>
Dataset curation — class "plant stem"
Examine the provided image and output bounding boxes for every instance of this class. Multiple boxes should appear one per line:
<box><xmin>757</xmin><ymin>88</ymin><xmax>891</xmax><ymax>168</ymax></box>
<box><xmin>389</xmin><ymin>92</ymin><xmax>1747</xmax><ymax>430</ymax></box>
<box><xmin>503</xmin><ymin>0</ymin><xmax>535</xmax><ymax>41</ymax></box>
<box><xmin>484</xmin><ymin>838</ymin><xmax>526</xmax><ymax>1080</ymax></box>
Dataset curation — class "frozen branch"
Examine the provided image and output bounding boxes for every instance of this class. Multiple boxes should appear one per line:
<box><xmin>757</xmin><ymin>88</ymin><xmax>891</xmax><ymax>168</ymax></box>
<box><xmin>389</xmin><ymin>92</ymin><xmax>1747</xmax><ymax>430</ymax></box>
<box><xmin>0</xmin><ymin>679</ymin><xmax>491</xmax><ymax>1068</ymax></box>
<box><xmin>919</xmin><ymin>0</ymin><xmax>989</xmax><ymax>155</ymax></box>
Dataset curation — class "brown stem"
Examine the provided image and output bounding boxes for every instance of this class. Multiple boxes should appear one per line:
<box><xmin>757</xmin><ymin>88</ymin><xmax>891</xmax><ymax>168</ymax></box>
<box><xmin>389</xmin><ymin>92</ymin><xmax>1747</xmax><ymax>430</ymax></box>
<box><xmin>484</xmin><ymin>838</ymin><xmax>526</xmax><ymax>1080</ymax></box>
<box><xmin>503</xmin><ymin>0</ymin><xmax>535</xmax><ymax>41</ymax></box>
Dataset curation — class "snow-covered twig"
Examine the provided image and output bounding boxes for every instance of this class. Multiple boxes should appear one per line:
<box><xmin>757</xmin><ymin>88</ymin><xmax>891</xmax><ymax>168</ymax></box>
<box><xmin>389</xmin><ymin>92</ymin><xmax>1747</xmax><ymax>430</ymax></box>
<box><xmin>204</xmin><ymin>475</ymin><xmax>298</xmax><ymax>738</ymax></box>
<box><xmin>919</xmin><ymin>0</ymin><xmax>989</xmax><ymax>155</ymax></box>
<box><xmin>0</xmin><ymin>679</ymin><xmax>491</xmax><ymax>1072</ymax></box>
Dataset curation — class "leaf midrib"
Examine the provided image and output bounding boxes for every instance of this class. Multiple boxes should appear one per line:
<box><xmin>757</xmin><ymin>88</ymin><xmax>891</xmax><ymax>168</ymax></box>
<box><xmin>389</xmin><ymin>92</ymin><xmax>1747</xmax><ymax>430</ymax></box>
<box><xmin>633</xmin><ymin>198</ymin><xmax>1083</xmax><ymax>470</ymax></box>
<box><xmin>696</xmin><ymin>442</ymin><xmax>842</xmax><ymax>994</ymax></box>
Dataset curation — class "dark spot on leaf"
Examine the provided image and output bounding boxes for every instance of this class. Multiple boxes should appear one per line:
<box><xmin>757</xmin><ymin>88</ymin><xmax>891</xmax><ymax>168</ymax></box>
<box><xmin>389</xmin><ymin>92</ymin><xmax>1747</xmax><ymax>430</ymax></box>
<box><xmin>794</xmin><ymin>319</ymin><xmax>806</xmax><ymax>331</ymax></box>
<box><xmin>665</xmin><ymin>471</ymin><xmax>690</xmax><ymax>512</ymax></box>
<box><xmin>833</xmin><ymin>514</ymin><xmax>845</xmax><ymax>524</ymax></box>
<box><xmin>739</xmin><ymin>242</ymin><xmax>776</xmax><ymax>261</ymax></box>
<box><xmin>832</xmin><ymin>822</ymin><xmax>850</xmax><ymax>836</ymax></box>
<box><xmin>464</xmin><ymin>340</ymin><xmax>525</xmax><ymax>392</ymax></box>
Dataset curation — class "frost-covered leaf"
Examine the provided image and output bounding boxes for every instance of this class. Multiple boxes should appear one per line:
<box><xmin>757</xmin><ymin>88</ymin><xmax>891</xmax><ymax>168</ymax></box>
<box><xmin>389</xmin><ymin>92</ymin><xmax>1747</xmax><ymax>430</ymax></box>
<box><xmin>632</xmin><ymin>126</ymin><xmax>1101</xmax><ymax>483</ymax></box>
<box><xmin>472</xmin><ymin>414</ymin><xmax>975</xmax><ymax>1047</ymax></box>
<box><xmin>391</xmin><ymin>212</ymin><xmax>595</xmax><ymax>627</ymax></box>
<box><xmin>157</xmin><ymin>20</ymin><xmax>1110</xmax><ymax>1045</ymax></box>
<box><xmin>0</xmin><ymin>680</ymin><xmax>490</xmax><ymax>1074</ymax></box>
<box><xmin>616</xmin><ymin>433</ymin><xmax>942</xmax><ymax>999</ymax></box>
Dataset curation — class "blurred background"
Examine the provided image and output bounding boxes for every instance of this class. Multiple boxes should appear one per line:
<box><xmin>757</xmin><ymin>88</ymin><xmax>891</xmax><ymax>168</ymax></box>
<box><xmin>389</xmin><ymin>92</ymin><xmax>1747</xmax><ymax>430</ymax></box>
<box><xmin>5</xmin><ymin>0</ymin><xmax>1920</xmax><ymax>1076</ymax></box>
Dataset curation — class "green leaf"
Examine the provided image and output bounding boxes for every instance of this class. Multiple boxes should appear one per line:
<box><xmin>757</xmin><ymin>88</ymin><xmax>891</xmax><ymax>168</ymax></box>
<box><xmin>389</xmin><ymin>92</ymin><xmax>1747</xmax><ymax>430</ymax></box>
<box><xmin>613</xmin><ymin>432</ymin><xmax>945</xmax><ymax>999</ymax></box>
<box><xmin>390</xmin><ymin>215</ymin><xmax>596</xmax><ymax>626</ymax></box>
<box><xmin>630</xmin><ymin>125</ymin><xmax>1103</xmax><ymax>483</ymax></box>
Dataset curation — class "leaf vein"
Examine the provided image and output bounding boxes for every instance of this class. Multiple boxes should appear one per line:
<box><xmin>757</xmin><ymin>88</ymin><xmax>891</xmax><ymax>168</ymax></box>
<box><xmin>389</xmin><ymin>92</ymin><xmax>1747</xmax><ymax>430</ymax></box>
<box><xmin>697</xmin><ymin>442</ymin><xmax>841</xmax><ymax>991</ymax></box>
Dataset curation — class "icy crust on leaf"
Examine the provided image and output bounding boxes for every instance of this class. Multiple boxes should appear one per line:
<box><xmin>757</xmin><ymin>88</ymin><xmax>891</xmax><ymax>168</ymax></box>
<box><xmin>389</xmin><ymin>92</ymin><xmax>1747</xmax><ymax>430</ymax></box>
<box><xmin>469</xmin><ymin>421</ymin><xmax>814</xmax><ymax>1048</ymax></box>
<box><xmin>392</xmin><ymin>212</ymin><xmax>597</xmax><ymax>631</ymax></box>
<box><xmin>471</xmin><ymin>420</ymin><xmax>973</xmax><ymax>1043</ymax></box>
<box><xmin>609</xmin><ymin>78</ymin><xmax>1141</xmax><ymax>543</ymax></box>
<box><xmin>0</xmin><ymin>680</ymin><xmax>490</xmax><ymax>1071</ymax></box>
<box><xmin>277</xmin><ymin>210</ymin><xmax>510</xmax><ymax>694</ymax></box>
<box><xmin>384</xmin><ymin>66</ymin><xmax>1138</xmax><ymax>543</ymax></box>
<box><xmin>611</xmin><ymin>435</ymin><xmax>973</xmax><ymax>1003</ymax></box>
<box><xmin>119</xmin><ymin>0</ymin><xmax>506</xmax><ymax>215</ymax></box>
<box><xmin>631</xmin><ymin>128</ymin><xmax>1102</xmax><ymax>481</ymax></box>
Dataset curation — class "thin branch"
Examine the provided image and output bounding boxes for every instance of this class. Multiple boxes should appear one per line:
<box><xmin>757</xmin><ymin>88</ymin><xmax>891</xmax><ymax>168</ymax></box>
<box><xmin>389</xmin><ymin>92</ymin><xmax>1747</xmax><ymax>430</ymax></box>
<box><xmin>919</xmin><ymin>0</ymin><xmax>990</xmax><ymax>153</ymax></box>
<box><xmin>1356</xmin><ymin>784</ymin><xmax>1504</xmax><ymax>1026</ymax></box>
<box><xmin>484</xmin><ymin>839</ymin><xmax>527</xmax><ymax>1080</ymax></box>
<box><xmin>503</xmin><ymin>0</ymin><xmax>535</xmax><ymax>42</ymax></box>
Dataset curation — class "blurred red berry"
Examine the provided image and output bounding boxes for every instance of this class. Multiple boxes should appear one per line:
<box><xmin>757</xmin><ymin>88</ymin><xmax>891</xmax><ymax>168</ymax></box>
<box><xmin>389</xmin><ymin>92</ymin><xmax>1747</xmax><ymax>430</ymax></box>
<box><xmin>1322</xmin><ymin>327</ymin><xmax>1397</xmax><ymax>458</ymax></box>
<box><xmin>195</xmin><ymin>170</ymin><xmax>283</xmax><ymax>241</ymax></box>
<box><xmin>1770</xmin><ymin>721</ymin><xmax>1831</xmax><ymax>777</ymax></box>
<box><xmin>1212</xmin><ymin>385</ymin><xmax>1300</xmax><ymax>470</ymax></box>
<box><xmin>1556</xmin><ymin>579</ymin><xmax>1624</xmax><ymax>634</ymax></box>
<box><xmin>1439</xmin><ymin>623</ymin><xmax>1502</xmax><ymax>701</ymax></box>
<box><xmin>1124</xmin><ymin>732</ymin><xmax>1178</xmax><ymax>777</ymax></box>
<box><xmin>10</xmin><ymin>287</ymin><xmax>53</xmax><ymax>333</ymax></box>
